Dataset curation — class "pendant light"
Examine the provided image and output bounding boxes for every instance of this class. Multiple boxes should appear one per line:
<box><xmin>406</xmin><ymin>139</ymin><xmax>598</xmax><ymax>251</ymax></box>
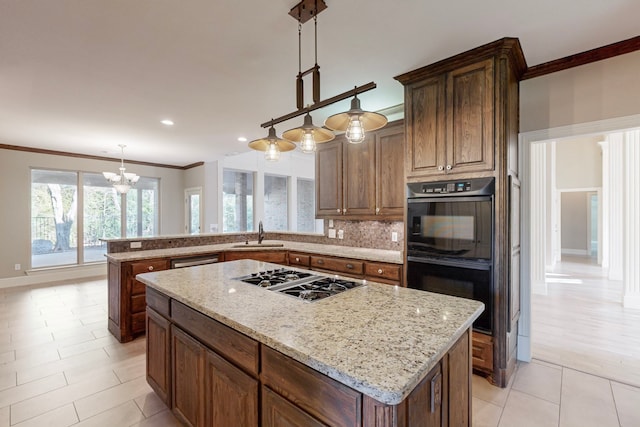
<box><xmin>102</xmin><ymin>144</ymin><xmax>139</xmax><ymax>194</ymax></box>
<box><xmin>283</xmin><ymin>112</ymin><xmax>334</xmax><ymax>153</ymax></box>
<box><xmin>248</xmin><ymin>125</ymin><xmax>296</xmax><ymax>161</ymax></box>
<box><xmin>324</xmin><ymin>92</ymin><xmax>388</xmax><ymax>144</ymax></box>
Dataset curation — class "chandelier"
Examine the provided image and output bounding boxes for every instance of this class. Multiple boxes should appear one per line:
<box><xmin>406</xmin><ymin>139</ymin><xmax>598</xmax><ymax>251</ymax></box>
<box><xmin>103</xmin><ymin>144</ymin><xmax>139</xmax><ymax>194</ymax></box>
<box><xmin>249</xmin><ymin>0</ymin><xmax>387</xmax><ymax>159</ymax></box>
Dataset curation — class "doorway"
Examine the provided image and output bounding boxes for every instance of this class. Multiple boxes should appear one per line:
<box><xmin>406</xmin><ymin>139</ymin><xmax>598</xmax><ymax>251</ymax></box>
<box><xmin>185</xmin><ymin>187</ymin><xmax>203</xmax><ymax>234</ymax></box>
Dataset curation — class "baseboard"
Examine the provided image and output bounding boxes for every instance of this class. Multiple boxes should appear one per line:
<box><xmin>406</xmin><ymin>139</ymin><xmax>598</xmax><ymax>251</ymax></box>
<box><xmin>561</xmin><ymin>248</ymin><xmax>588</xmax><ymax>256</ymax></box>
<box><xmin>0</xmin><ymin>264</ymin><xmax>107</xmax><ymax>289</ymax></box>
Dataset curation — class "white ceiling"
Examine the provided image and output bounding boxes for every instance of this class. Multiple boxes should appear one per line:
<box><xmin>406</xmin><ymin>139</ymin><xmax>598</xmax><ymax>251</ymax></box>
<box><xmin>1</xmin><ymin>0</ymin><xmax>638</xmax><ymax>166</ymax></box>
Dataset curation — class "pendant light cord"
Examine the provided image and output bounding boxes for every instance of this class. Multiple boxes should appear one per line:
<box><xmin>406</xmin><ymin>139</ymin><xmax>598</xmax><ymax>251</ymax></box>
<box><xmin>298</xmin><ymin>20</ymin><xmax>302</xmax><ymax>75</ymax></box>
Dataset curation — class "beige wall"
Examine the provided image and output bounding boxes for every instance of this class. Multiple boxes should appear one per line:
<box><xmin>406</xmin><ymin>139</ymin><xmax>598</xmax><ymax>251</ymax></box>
<box><xmin>520</xmin><ymin>50</ymin><xmax>640</xmax><ymax>133</ymax></box>
<box><xmin>561</xmin><ymin>191</ymin><xmax>589</xmax><ymax>253</ymax></box>
<box><xmin>555</xmin><ymin>136</ymin><xmax>602</xmax><ymax>189</ymax></box>
<box><xmin>0</xmin><ymin>147</ymin><xmax>185</xmax><ymax>279</ymax></box>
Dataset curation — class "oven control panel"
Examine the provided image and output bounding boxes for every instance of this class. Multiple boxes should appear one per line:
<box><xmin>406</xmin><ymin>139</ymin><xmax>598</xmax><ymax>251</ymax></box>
<box><xmin>420</xmin><ymin>181</ymin><xmax>471</xmax><ymax>194</ymax></box>
<box><xmin>407</xmin><ymin>177</ymin><xmax>495</xmax><ymax>198</ymax></box>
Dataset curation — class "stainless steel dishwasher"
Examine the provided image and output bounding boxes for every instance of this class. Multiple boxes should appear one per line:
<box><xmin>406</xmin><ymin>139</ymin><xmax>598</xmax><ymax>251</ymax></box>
<box><xmin>170</xmin><ymin>254</ymin><xmax>220</xmax><ymax>268</ymax></box>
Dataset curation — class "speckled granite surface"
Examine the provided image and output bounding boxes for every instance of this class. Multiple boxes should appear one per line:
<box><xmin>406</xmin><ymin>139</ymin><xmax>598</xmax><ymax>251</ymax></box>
<box><xmin>106</xmin><ymin>240</ymin><xmax>403</xmax><ymax>264</ymax></box>
<box><xmin>137</xmin><ymin>259</ymin><xmax>483</xmax><ymax>405</ymax></box>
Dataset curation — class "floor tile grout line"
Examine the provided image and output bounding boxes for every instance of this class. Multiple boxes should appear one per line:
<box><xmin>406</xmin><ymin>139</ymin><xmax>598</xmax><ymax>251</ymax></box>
<box><xmin>608</xmin><ymin>379</ymin><xmax>623</xmax><ymax>427</ymax></box>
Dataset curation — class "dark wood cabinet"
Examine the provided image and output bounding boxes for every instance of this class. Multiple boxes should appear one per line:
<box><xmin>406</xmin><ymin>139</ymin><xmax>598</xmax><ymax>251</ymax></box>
<box><xmin>316</xmin><ymin>121</ymin><xmax>404</xmax><ymax>220</ymax></box>
<box><xmin>205</xmin><ymin>349</ymin><xmax>258</xmax><ymax>427</ymax></box>
<box><xmin>292</xmin><ymin>252</ymin><xmax>403</xmax><ymax>286</ymax></box>
<box><xmin>146</xmin><ymin>307</ymin><xmax>171</xmax><ymax>405</ymax></box>
<box><xmin>262</xmin><ymin>386</ymin><xmax>327</xmax><ymax>427</ymax></box>
<box><xmin>403</xmin><ymin>58</ymin><xmax>494</xmax><ymax>179</ymax></box>
<box><xmin>375</xmin><ymin>122</ymin><xmax>406</xmax><ymax>217</ymax></box>
<box><xmin>108</xmin><ymin>258</ymin><xmax>169</xmax><ymax>342</ymax></box>
<box><xmin>172</xmin><ymin>325</ymin><xmax>205</xmax><ymax>427</ymax></box>
<box><xmin>224</xmin><ymin>250</ymin><xmax>287</xmax><ymax>264</ymax></box>
<box><xmin>396</xmin><ymin>38</ymin><xmax>526</xmax><ymax>387</ymax></box>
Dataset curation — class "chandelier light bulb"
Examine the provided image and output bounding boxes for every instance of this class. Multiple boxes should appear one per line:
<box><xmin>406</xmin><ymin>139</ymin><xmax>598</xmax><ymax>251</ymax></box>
<box><xmin>345</xmin><ymin>116</ymin><xmax>365</xmax><ymax>144</ymax></box>
<box><xmin>300</xmin><ymin>131</ymin><xmax>317</xmax><ymax>153</ymax></box>
<box><xmin>265</xmin><ymin>142</ymin><xmax>281</xmax><ymax>161</ymax></box>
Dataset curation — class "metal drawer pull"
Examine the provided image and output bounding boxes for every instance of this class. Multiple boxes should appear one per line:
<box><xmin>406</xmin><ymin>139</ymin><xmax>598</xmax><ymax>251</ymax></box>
<box><xmin>446</xmin><ymin>164</ymin><xmax>452</xmax><ymax>170</ymax></box>
<box><xmin>346</xmin><ymin>264</ymin><xmax>353</xmax><ymax>269</ymax></box>
<box><xmin>377</xmin><ymin>269</ymin><xmax>383</xmax><ymax>274</ymax></box>
<box><xmin>317</xmin><ymin>259</ymin><xmax>324</xmax><ymax>265</ymax></box>
<box><xmin>295</xmin><ymin>257</ymin><xmax>300</xmax><ymax>262</ymax></box>
<box><xmin>148</xmin><ymin>266</ymin><xmax>154</xmax><ymax>271</ymax></box>
<box><xmin>438</xmin><ymin>165</ymin><xmax>444</xmax><ymax>171</ymax></box>
<box><xmin>336</xmin><ymin>208</ymin><xmax>341</xmax><ymax>213</ymax></box>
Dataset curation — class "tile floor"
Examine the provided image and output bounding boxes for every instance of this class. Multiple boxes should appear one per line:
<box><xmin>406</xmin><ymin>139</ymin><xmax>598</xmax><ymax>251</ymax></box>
<box><xmin>0</xmin><ymin>278</ymin><xmax>638</xmax><ymax>426</ymax></box>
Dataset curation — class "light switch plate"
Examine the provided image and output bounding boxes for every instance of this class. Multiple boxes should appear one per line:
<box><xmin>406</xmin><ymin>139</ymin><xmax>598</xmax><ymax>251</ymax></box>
<box><xmin>338</xmin><ymin>229</ymin><xmax>344</xmax><ymax>239</ymax></box>
<box><xmin>392</xmin><ymin>232</ymin><xmax>398</xmax><ymax>242</ymax></box>
<box><xmin>328</xmin><ymin>219</ymin><xmax>334</xmax><ymax>228</ymax></box>
<box><xmin>328</xmin><ymin>229</ymin><xmax>336</xmax><ymax>238</ymax></box>
<box><xmin>130</xmin><ymin>241</ymin><xmax>142</xmax><ymax>249</ymax></box>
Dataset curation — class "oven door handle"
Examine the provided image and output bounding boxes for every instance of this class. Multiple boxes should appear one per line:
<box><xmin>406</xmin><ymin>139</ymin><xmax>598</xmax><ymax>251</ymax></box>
<box><xmin>407</xmin><ymin>256</ymin><xmax>491</xmax><ymax>271</ymax></box>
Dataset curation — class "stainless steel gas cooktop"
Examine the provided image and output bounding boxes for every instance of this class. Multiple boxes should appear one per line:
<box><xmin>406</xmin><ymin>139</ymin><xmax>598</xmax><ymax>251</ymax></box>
<box><xmin>234</xmin><ymin>268</ymin><xmax>362</xmax><ymax>302</ymax></box>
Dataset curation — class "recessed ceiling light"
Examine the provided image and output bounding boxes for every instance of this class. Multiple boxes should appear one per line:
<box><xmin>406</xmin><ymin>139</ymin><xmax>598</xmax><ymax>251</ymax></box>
<box><xmin>161</xmin><ymin>119</ymin><xmax>174</xmax><ymax>126</ymax></box>
<box><xmin>237</xmin><ymin>137</ymin><xmax>247</xmax><ymax>142</ymax></box>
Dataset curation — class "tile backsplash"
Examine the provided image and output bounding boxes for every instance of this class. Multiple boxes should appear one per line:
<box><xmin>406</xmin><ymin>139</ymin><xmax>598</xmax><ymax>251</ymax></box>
<box><xmin>107</xmin><ymin>220</ymin><xmax>404</xmax><ymax>253</ymax></box>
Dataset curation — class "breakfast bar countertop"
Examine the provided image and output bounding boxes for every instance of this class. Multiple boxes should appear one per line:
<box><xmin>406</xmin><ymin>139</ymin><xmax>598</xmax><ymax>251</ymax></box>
<box><xmin>136</xmin><ymin>259</ymin><xmax>483</xmax><ymax>405</ymax></box>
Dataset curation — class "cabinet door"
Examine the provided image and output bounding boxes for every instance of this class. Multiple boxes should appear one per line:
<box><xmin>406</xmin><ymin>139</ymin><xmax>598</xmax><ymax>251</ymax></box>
<box><xmin>206</xmin><ymin>350</ymin><xmax>258</xmax><ymax>427</ymax></box>
<box><xmin>316</xmin><ymin>139</ymin><xmax>343</xmax><ymax>217</ymax></box>
<box><xmin>343</xmin><ymin>133</ymin><xmax>376</xmax><ymax>216</ymax></box>
<box><xmin>407</xmin><ymin>361</ymin><xmax>443</xmax><ymax>427</ymax></box>
<box><xmin>146</xmin><ymin>308</ymin><xmax>171</xmax><ymax>405</ymax></box>
<box><xmin>405</xmin><ymin>75</ymin><xmax>446</xmax><ymax>178</ymax></box>
<box><xmin>446</xmin><ymin>58</ymin><xmax>494</xmax><ymax>174</ymax></box>
<box><xmin>262</xmin><ymin>386</ymin><xmax>327</xmax><ymax>427</ymax></box>
<box><xmin>375</xmin><ymin>123</ymin><xmax>405</xmax><ymax>218</ymax></box>
<box><xmin>172</xmin><ymin>326</ymin><xmax>205</xmax><ymax>427</ymax></box>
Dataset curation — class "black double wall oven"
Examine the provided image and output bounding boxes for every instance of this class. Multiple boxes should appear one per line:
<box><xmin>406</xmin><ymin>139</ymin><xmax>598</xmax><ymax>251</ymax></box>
<box><xmin>406</xmin><ymin>177</ymin><xmax>495</xmax><ymax>333</ymax></box>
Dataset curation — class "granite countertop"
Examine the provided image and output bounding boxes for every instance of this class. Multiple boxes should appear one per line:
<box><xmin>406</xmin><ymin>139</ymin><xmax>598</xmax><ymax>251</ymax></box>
<box><xmin>137</xmin><ymin>259</ymin><xmax>483</xmax><ymax>405</ymax></box>
<box><xmin>105</xmin><ymin>240</ymin><xmax>403</xmax><ymax>264</ymax></box>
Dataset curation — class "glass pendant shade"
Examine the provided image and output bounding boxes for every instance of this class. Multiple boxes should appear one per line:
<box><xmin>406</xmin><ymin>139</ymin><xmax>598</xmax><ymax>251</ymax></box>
<box><xmin>324</xmin><ymin>94</ymin><xmax>387</xmax><ymax>143</ymax></box>
<box><xmin>345</xmin><ymin>116</ymin><xmax>365</xmax><ymax>144</ymax></box>
<box><xmin>283</xmin><ymin>113</ymin><xmax>335</xmax><ymax>154</ymax></box>
<box><xmin>265</xmin><ymin>142</ymin><xmax>281</xmax><ymax>161</ymax></box>
<box><xmin>249</xmin><ymin>126</ymin><xmax>296</xmax><ymax>161</ymax></box>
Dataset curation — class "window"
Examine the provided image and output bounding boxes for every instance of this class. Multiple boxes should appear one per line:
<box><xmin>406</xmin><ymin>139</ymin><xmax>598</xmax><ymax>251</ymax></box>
<box><xmin>264</xmin><ymin>174</ymin><xmax>288</xmax><ymax>231</ymax></box>
<box><xmin>126</xmin><ymin>177</ymin><xmax>159</xmax><ymax>238</ymax></box>
<box><xmin>83</xmin><ymin>173</ymin><xmax>121</xmax><ymax>263</ymax></box>
<box><xmin>31</xmin><ymin>169</ymin><xmax>159</xmax><ymax>268</ymax></box>
<box><xmin>297</xmin><ymin>178</ymin><xmax>315</xmax><ymax>232</ymax></box>
<box><xmin>223</xmin><ymin>170</ymin><xmax>254</xmax><ymax>232</ymax></box>
<box><xmin>31</xmin><ymin>170</ymin><xmax>78</xmax><ymax>268</ymax></box>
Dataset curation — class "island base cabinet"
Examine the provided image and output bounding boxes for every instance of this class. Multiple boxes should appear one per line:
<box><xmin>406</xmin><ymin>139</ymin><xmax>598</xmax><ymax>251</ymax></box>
<box><xmin>262</xmin><ymin>386</ymin><xmax>328</xmax><ymax>427</ymax></box>
<box><xmin>172</xmin><ymin>326</ymin><xmax>205</xmax><ymax>427</ymax></box>
<box><xmin>146</xmin><ymin>308</ymin><xmax>171</xmax><ymax>406</ymax></box>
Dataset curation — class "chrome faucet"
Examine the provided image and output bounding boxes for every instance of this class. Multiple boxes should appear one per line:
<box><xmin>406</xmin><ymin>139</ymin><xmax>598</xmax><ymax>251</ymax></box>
<box><xmin>258</xmin><ymin>220</ymin><xmax>264</xmax><ymax>244</ymax></box>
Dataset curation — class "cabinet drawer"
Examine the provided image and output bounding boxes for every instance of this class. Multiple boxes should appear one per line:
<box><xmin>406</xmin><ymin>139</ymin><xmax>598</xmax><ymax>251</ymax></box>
<box><xmin>310</xmin><ymin>256</ymin><xmax>364</xmax><ymax>275</ymax></box>
<box><xmin>224</xmin><ymin>251</ymin><xmax>287</xmax><ymax>264</ymax></box>
<box><xmin>131</xmin><ymin>294</ymin><xmax>146</xmax><ymax>313</ymax></box>
<box><xmin>131</xmin><ymin>311</ymin><xmax>146</xmax><ymax>334</ymax></box>
<box><xmin>262</xmin><ymin>345</ymin><xmax>361</xmax><ymax>427</ymax></box>
<box><xmin>472</xmin><ymin>332</ymin><xmax>493</xmax><ymax>372</ymax></box>
<box><xmin>171</xmin><ymin>300</ymin><xmax>259</xmax><ymax>376</ymax></box>
<box><xmin>146</xmin><ymin>287</ymin><xmax>170</xmax><ymax>318</ymax></box>
<box><xmin>365</xmin><ymin>262</ymin><xmax>401</xmax><ymax>282</ymax></box>
<box><xmin>131</xmin><ymin>259</ymin><xmax>169</xmax><ymax>294</ymax></box>
<box><xmin>288</xmin><ymin>253</ymin><xmax>310</xmax><ymax>268</ymax></box>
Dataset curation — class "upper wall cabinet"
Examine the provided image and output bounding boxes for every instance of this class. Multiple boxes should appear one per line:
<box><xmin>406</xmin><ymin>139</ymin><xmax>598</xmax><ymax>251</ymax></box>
<box><xmin>315</xmin><ymin>120</ymin><xmax>404</xmax><ymax>220</ymax></box>
<box><xmin>402</xmin><ymin>58</ymin><xmax>494</xmax><ymax>179</ymax></box>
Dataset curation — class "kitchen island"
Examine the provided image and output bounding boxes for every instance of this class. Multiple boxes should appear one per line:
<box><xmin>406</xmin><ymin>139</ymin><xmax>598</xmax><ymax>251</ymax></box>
<box><xmin>137</xmin><ymin>259</ymin><xmax>483</xmax><ymax>427</ymax></box>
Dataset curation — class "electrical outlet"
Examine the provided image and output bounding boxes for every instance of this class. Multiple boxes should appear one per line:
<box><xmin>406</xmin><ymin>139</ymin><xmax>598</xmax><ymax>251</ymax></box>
<box><xmin>130</xmin><ymin>241</ymin><xmax>142</xmax><ymax>249</ymax></box>
<box><xmin>14</xmin><ymin>264</ymin><xmax>21</xmax><ymax>271</ymax></box>
<box><xmin>338</xmin><ymin>229</ymin><xmax>344</xmax><ymax>239</ymax></box>
<box><xmin>328</xmin><ymin>229</ymin><xmax>336</xmax><ymax>238</ymax></box>
<box><xmin>391</xmin><ymin>232</ymin><xmax>398</xmax><ymax>242</ymax></box>
<box><xmin>328</xmin><ymin>219</ymin><xmax>334</xmax><ymax>228</ymax></box>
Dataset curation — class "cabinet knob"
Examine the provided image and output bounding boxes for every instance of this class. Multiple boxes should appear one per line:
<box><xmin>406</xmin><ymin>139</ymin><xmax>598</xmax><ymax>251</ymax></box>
<box><xmin>148</xmin><ymin>266</ymin><xmax>154</xmax><ymax>271</ymax></box>
<box><xmin>438</xmin><ymin>165</ymin><xmax>444</xmax><ymax>171</ymax></box>
<box><xmin>377</xmin><ymin>268</ymin><xmax>383</xmax><ymax>274</ymax></box>
<box><xmin>346</xmin><ymin>263</ymin><xmax>354</xmax><ymax>269</ymax></box>
<box><xmin>336</xmin><ymin>208</ymin><xmax>341</xmax><ymax>213</ymax></box>
<box><xmin>446</xmin><ymin>164</ymin><xmax>452</xmax><ymax>171</ymax></box>
<box><xmin>295</xmin><ymin>257</ymin><xmax>300</xmax><ymax>262</ymax></box>
<box><xmin>342</xmin><ymin>208</ymin><xmax>347</xmax><ymax>213</ymax></box>
<box><xmin>317</xmin><ymin>259</ymin><xmax>324</xmax><ymax>265</ymax></box>
<box><xmin>375</xmin><ymin>207</ymin><xmax>380</xmax><ymax>213</ymax></box>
